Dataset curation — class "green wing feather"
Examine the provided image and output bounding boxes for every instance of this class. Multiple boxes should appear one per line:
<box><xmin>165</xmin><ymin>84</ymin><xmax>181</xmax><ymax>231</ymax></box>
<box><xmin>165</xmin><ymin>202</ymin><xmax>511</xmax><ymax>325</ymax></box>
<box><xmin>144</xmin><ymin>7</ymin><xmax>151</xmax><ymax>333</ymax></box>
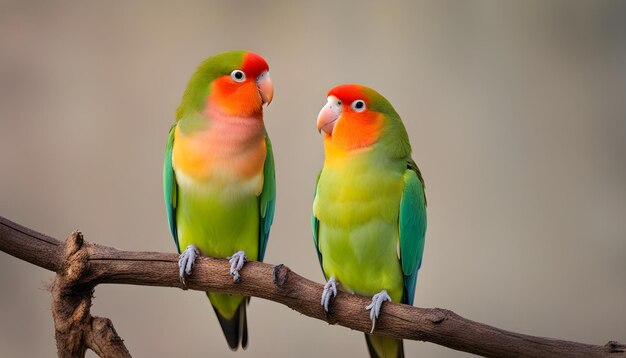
<box><xmin>257</xmin><ymin>134</ymin><xmax>276</xmax><ymax>262</ymax></box>
<box><xmin>399</xmin><ymin>159</ymin><xmax>427</xmax><ymax>305</ymax></box>
<box><xmin>163</xmin><ymin>124</ymin><xmax>180</xmax><ymax>253</ymax></box>
<box><xmin>311</xmin><ymin>171</ymin><xmax>325</xmax><ymax>276</ymax></box>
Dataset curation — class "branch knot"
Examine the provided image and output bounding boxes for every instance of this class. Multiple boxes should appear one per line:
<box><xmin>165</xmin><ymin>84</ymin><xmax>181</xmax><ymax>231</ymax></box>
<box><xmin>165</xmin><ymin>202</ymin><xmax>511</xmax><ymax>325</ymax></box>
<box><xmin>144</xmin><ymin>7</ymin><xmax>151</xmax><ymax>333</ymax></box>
<box><xmin>272</xmin><ymin>264</ymin><xmax>290</xmax><ymax>288</ymax></box>
<box><xmin>427</xmin><ymin>308</ymin><xmax>449</xmax><ymax>324</ymax></box>
<box><xmin>58</xmin><ymin>231</ymin><xmax>88</xmax><ymax>284</ymax></box>
<box><xmin>605</xmin><ymin>341</ymin><xmax>626</xmax><ymax>353</ymax></box>
<box><xmin>51</xmin><ymin>230</ymin><xmax>130</xmax><ymax>358</ymax></box>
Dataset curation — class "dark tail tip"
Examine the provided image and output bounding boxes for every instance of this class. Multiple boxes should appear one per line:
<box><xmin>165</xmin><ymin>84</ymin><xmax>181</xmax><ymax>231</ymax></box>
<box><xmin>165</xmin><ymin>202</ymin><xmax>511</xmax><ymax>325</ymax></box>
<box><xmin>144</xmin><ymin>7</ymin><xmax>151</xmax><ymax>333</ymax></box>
<box><xmin>241</xmin><ymin>303</ymin><xmax>248</xmax><ymax>349</ymax></box>
<box><xmin>213</xmin><ymin>304</ymin><xmax>248</xmax><ymax>351</ymax></box>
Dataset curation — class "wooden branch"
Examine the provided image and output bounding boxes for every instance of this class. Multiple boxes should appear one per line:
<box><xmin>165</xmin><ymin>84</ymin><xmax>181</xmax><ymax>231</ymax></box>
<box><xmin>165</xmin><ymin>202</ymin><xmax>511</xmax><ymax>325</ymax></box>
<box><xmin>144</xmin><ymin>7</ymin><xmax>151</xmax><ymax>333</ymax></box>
<box><xmin>49</xmin><ymin>230</ymin><xmax>131</xmax><ymax>358</ymax></box>
<box><xmin>1</xmin><ymin>215</ymin><xmax>624</xmax><ymax>357</ymax></box>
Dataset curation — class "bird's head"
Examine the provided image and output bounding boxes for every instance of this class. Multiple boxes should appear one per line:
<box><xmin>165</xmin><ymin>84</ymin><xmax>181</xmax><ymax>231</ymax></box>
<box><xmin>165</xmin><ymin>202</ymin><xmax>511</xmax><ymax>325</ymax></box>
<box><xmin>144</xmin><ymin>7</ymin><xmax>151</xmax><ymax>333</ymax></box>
<box><xmin>177</xmin><ymin>50</ymin><xmax>273</xmax><ymax>119</ymax></box>
<box><xmin>317</xmin><ymin>84</ymin><xmax>399</xmax><ymax>151</ymax></box>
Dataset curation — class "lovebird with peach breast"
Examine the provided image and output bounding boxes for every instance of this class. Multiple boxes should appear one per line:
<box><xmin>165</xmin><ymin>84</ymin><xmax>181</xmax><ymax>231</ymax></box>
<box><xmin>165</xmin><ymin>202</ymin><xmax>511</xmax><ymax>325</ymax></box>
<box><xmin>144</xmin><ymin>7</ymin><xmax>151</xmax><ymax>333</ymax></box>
<box><xmin>313</xmin><ymin>84</ymin><xmax>426</xmax><ymax>358</ymax></box>
<box><xmin>163</xmin><ymin>50</ymin><xmax>275</xmax><ymax>350</ymax></box>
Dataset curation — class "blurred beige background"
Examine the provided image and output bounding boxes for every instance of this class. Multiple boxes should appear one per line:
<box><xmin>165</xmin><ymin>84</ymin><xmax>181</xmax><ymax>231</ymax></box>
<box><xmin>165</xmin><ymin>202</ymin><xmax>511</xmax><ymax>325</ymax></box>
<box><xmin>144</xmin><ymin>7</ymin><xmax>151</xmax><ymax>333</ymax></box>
<box><xmin>1</xmin><ymin>1</ymin><xmax>625</xmax><ymax>357</ymax></box>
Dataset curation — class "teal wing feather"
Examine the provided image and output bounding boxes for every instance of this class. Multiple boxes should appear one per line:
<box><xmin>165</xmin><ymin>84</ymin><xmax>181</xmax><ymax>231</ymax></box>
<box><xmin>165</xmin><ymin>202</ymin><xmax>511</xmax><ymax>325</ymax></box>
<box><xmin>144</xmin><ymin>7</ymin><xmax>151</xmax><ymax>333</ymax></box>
<box><xmin>311</xmin><ymin>171</ymin><xmax>325</xmax><ymax>276</ymax></box>
<box><xmin>257</xmin><ymin>134</ymin><xmax>276</xmax><ymax>262</ymax></box>
<box><xmin>163</xmin><ymin>124</ymin><xmax>180</xmax><ymax>253</ymax></box>
<box><xmin>399</xmin><ymin>159</ymin><xmax>427</xmax><ymax>305</ymax></box>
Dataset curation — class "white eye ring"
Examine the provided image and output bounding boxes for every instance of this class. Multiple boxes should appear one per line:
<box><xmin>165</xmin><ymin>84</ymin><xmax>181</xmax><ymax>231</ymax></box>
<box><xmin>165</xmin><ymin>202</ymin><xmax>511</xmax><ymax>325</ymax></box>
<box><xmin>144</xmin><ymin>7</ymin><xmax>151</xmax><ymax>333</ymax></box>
<box><xmin>351</xmin><ymin>99</ymin><xmax>366</xmax><ymax>112</ymax></box>
<box><xmin>230</xmin><ymin>70</ymin><xmax>246</xmax><ymax>82</ymax></box>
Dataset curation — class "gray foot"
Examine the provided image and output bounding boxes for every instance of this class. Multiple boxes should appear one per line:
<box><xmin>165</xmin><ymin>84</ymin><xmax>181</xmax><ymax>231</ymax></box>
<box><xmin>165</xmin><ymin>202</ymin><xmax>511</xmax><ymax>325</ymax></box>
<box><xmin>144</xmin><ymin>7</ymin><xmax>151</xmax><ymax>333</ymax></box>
<box><xmin>321</xmin><ymin>276</ymin><xmax>338</xmax><ymax>312</ymax></box>
<box><xmin>227</xmin><ymin>250</ymin><xmax>247</xmax><ymax>283</ymax></box>
<box><xmin>365</xmin><ymin>289</ymin><xmax>391</xmax><ymax>333</ymax></box>
<box><xmin>178</xmin><ymin>245</ymin><xmax>199</xmax><ymax>289</ymax></box>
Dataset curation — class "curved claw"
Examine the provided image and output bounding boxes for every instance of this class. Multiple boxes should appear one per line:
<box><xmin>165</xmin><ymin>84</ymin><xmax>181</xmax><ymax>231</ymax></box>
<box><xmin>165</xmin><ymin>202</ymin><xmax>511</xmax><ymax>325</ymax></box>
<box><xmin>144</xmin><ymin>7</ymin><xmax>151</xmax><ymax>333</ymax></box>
<box><xmin>227</xmin><ymin>251</ymin><xmax>247</xmax><ymax>283</ymax></box>
<box><xmin>178</xmin><ymin>245</ymin><xmax>199</xmax><ymax>290</ymax></box>
<box><xmin>365</xmin><ymin>290</ymin><xmax>391</xmax><ymax>333</ymax></box>
<box><xmin>321</xmin><ymin>276</ymin><xmax>338</xmax><ymax>312</ymax></box>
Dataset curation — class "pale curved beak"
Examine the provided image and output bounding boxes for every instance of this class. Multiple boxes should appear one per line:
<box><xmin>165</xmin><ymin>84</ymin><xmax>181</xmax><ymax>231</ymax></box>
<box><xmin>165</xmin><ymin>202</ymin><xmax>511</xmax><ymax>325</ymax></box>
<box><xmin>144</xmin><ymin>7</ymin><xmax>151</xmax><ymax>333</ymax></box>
<box><xmin>317</xmin><ymin>96</ymin><xmax>342</xmax><ymax>135</ymax></box>
<box><xmin>256</xmin><ymin>71</ymin><xmax>273</xmax><ymax>105</ymax></box>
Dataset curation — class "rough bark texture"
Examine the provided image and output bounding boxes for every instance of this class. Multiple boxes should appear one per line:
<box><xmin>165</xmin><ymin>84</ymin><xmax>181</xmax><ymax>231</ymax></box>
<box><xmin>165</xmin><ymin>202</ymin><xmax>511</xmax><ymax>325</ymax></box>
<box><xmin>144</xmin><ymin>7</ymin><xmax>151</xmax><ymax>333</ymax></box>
<box><xmin>50</xmin><ymin>231</ymin><xmax>131</xmax><ymax>358</ymax></box>
<box><xmin>1</xmin><ymin>215</ymin><xmax>624</xmax><ymax>357</ymax></box>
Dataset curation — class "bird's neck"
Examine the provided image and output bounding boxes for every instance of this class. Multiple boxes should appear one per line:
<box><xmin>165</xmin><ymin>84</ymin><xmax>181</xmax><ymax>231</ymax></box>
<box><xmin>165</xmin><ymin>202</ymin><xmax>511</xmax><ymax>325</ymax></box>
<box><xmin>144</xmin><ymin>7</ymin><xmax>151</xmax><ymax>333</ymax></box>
<box><xmin>203</xmin><ymin>102</ymin><xmax>265</xmax><ymax>145</ymax></box>
<box><xmin>323</xmin><ymin>135</ymin><xmax>375</xmax><ymax>168</ymax></box>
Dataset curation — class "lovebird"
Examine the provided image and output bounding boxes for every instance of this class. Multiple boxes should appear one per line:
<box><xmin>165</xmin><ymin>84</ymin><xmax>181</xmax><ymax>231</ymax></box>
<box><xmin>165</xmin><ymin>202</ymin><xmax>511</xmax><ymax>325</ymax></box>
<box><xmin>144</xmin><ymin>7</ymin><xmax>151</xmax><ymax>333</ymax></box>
<box><xmin>312</xmin><ymin>84</ymin><xmax>426</xmax><ymax>358</ymax></box>
<box><xmin>163</xmin><ymin>50</ymin><xmax>275</xmax><ymax>350</ymax></box>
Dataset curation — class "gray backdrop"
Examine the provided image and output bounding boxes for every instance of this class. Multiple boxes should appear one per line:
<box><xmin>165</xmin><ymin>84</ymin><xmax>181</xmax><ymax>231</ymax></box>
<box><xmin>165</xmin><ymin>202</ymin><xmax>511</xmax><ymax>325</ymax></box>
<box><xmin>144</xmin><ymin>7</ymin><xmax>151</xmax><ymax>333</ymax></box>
<box><xmin>1</xmin><ymin>1</ymin><xmax>625</xmax><ymax>357</ymax></box>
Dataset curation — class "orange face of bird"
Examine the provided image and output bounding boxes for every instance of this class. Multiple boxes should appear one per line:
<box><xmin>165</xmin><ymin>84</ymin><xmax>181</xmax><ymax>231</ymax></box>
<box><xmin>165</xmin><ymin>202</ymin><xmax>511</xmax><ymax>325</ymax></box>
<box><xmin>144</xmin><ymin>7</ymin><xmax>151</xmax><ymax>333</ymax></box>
<box><xmin>209</xmin><ymin>52</ymin><xmax>274</xmax><ymax>117</ymax></box>
<box><xmin>317</xmin><ymin>84</ymin><xmax>384</xmax><ymax>151</ymax></box>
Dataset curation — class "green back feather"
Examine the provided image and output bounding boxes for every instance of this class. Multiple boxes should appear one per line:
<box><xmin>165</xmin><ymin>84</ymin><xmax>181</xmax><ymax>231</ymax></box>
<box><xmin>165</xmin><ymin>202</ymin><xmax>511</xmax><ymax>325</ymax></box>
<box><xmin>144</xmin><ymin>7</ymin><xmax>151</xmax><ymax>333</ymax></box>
<box><xmin>258</xmin><ymin>134</ymin><xmax>276</xmax><ymax>262</ymax></box>
<box><xmin>163</xmin><ymin>124</ymin><xmax>179</xmax><ymax>252</ymax></box>
<box><xmin>312</xmin><ymin>170</ymin><xmax>324</xmax><ymax>277</ymax></box>
<box><xmin>399</xmin><ymin>160</ymin><xmax>427</xmax><ymax>305</ymax></box>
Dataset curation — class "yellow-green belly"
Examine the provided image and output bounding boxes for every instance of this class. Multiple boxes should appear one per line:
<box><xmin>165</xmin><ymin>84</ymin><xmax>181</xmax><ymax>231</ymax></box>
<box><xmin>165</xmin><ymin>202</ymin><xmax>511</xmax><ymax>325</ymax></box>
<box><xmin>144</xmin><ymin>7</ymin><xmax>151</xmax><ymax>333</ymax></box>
<box><xmin>314</xmin><ymin>156</ymin><xmax>405</xmax><ymax>303</ymax></box>
<box><xmin>177</xmin><ymin>183</ymin><xmax>259</xmax><ymax>318</ymax></box>
<box><xmin>177</xmin><ymin>188</ymin><xmax>259</xmax><ymax>260</ymax></box>
<box><xmin>318</xmin><ymin>221</ymin><xmax>404</xmax><ymax>302</ymax></box>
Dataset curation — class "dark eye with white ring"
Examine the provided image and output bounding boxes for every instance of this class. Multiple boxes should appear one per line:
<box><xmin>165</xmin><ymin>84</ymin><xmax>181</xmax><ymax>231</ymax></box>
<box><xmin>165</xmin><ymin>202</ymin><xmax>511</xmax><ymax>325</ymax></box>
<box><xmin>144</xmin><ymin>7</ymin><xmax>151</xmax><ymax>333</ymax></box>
<box><xmin>351</xmin><ymin>99</ymin><xmax>366</xmax><ymax>112</ymax></box>
<box><xmin>231</xmin><ymin>70</ymin><xmax>246</xmax><ymax>82</ymax></box>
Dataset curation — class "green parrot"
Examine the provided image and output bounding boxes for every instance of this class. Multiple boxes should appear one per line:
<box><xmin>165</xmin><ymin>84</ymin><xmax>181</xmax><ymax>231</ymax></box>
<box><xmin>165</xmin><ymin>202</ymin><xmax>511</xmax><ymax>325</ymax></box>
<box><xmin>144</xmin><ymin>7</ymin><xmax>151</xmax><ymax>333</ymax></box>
<box><xmin>163</xmin><ymin>50</ymin><xmax>276</xmax><ymax>350</ymax></box>
<box><xmin>312</xmin><ymin>84</ymin><xmax>427</xmax><ymax>358</ymax></box>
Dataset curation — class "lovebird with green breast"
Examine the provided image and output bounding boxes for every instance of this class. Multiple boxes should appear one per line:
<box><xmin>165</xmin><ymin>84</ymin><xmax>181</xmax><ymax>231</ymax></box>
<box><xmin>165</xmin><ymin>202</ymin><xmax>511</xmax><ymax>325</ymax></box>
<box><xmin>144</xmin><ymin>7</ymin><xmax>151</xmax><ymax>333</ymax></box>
<box><xmin>312</xmin><ymin>84</ymin><xmax>427</xmax><ymax>358</ymax></box>
<box><xmin>163</xmin><ymin>50</ymin><xmax>275</xmax><ymax>350</ymax></box>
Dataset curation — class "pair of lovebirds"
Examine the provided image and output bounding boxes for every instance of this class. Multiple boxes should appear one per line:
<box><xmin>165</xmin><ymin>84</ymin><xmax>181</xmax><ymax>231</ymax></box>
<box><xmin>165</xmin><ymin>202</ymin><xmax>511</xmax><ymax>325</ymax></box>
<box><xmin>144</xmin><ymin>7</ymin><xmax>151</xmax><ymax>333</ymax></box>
<box><xmin>164</xmin><ymin>50</ymin><xmax>426</xmax><ymax>358</ymax></box>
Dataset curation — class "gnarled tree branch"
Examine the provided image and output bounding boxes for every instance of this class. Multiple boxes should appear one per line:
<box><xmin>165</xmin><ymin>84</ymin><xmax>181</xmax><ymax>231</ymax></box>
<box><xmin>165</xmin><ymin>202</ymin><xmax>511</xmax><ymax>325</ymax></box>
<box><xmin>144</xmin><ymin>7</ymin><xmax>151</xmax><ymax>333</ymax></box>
<box><xmin>0</xmin><ymin>215</ymin><xmax>624</xmax><ymax>357</ymax></box>
<box><xmin>51</xmin><ymin>230</ymin><xmax>131</xmax><ymax>358</ymax></box>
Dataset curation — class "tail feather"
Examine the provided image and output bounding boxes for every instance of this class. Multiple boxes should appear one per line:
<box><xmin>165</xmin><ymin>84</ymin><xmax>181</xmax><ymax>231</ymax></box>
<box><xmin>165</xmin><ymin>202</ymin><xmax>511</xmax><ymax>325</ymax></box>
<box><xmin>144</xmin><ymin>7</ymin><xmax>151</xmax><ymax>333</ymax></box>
<box><xmin>240</xmin><ymin>301</ymin><xmax>248</xmax><ymax>349</ymax></box>
<box><xmin>365</xmin><ymin>334</ymin><xmax>404</xmax><ymax>358</ymax></box>
<box><xmin>212</xmin><ymin>303</ymin><xmax>248</xmax><ymax>351</ymax></box>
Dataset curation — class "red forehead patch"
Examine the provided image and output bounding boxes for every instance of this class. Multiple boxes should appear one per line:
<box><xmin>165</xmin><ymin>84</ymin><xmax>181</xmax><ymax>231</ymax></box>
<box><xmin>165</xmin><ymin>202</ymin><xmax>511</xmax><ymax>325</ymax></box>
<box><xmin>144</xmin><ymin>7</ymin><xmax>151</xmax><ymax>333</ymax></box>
<box><xmin>241</xmin><ymin>52</ymin><xmax>269</xmax><ymax>78</ymax></box>
<box><xmin>327</xmin><ymin>84</ymin><xmax>367</xmax><ymax>104</ymax></box>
